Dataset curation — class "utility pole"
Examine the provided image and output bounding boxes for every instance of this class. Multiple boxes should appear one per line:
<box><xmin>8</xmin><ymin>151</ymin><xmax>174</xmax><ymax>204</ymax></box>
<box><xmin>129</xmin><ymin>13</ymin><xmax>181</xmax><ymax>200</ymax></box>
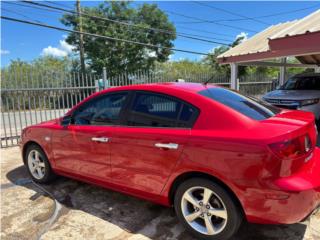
<box><xmin>76</xmin><ymin>0</ymin><xmax>85</xmax><ymax>74</ymax></box>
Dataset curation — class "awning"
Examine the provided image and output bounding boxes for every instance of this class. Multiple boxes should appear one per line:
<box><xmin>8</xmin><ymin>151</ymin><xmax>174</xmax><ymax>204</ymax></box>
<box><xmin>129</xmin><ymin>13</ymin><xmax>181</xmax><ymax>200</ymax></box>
<box><xmin>218</xmin><ymin>9</ymin><xmax>320</xmax><ymax>65</ymax></box>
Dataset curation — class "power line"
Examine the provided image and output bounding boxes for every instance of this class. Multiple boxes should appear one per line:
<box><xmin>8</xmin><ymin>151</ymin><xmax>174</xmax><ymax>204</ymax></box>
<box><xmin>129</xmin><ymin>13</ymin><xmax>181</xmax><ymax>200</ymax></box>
<box><xmin>46</xmin><ymin>1</ymin><xmax>239</xmax><ymax>41</ymax></box>
<box><xmin>174</xmin><ymin>3</ymin><xmax>320</xmax><ymax>24</ymax></box>
<box><xmin>241</xmin><ymin>3</ymin><xmax>320</xmax><ymax>19</ymax></box>
<box><xmin>177</xmin><ymin>26</ymin><xmax>235</xmax><ymax>38</ymax></box>
<box><xmin>45</xmin><ymin>1</ymin><xmax>73</xmax><ymax>9</ymax></box>
<box><xmin>1</xmin><ymin>4</ymin><xmax>153</xmax><ymax>39</ymax></box>
<box><xmin>1</xmin><ymin>16</ymin><xmax>218</xmax><ymax>56</ymax></box>
<box><xmin>21</xmin><ymin>1</ymin><xmax>233</xmax><ymax>45</ymax></box>
<box><xmin>165</xmin><ymin>10</ymin><xmax>258</xmax><ymax>33</ymax></box>
<box><xmin>3</xmin><ymin>1</ymin><xmax>170</xmax><ymax>40</ymax></box>
<box><xmin>3</xmin><ymin>2</ymin><xmax>231</xmax><ymax>46</ymax></box>
<box><xmin>18</xmin><ymin>1</ymin><xmax>236</xmax><ymax>42</ymax></box>
<box><xmin>4</xmin><ymin>1</ymin><xmax>64</xmax><ymax>14</ymax></box>
<box><xmin>1</xmin><ymin>7</ymin><xmax>45</xmax><ymax>24</ymax></box>
<box><xmin>192</xmin><ymin>1</ymin><xmax>270</xmax><ymax>26</ymax></box>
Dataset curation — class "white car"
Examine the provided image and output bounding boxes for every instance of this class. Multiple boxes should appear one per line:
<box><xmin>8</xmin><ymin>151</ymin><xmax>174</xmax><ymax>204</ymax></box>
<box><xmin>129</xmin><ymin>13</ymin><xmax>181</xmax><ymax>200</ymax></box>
<box><xmin>263</xmin><ymin>73</ymin><xmax>320</xmax><ymax>126</ymax></box>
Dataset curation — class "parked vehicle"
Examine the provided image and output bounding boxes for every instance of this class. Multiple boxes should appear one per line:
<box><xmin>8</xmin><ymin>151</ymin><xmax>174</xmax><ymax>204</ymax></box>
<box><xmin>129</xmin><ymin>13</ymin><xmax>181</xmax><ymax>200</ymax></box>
<box><xmin>21</xmin><ymin>83</ymin><xmax>320</xmax><ymax>240</ymax></box>
<box><xmin>263</xmin><ymin>73</ymin><xmax>320</xmax><ymax>126</ymax></box>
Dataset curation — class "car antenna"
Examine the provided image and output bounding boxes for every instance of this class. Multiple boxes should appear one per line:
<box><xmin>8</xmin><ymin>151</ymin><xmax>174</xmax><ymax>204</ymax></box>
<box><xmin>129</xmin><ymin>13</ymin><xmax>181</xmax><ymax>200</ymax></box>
<box><xmin>203</xmin><ymin>75</ymin><xmax>214</xmax><ymax>86</ymax></box>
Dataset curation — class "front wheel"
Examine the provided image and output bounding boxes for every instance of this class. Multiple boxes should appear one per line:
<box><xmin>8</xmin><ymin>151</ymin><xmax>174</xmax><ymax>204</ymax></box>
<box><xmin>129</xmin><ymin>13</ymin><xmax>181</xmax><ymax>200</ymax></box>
<box><xmin>174</xmin><ymin>178</ymin><xmax>242</xmax><ymax>240</ymax></box>
<box><xmin>25</xmin><ymin>144</ymin><xmax>56</xmax><ymax>183</ymax></box>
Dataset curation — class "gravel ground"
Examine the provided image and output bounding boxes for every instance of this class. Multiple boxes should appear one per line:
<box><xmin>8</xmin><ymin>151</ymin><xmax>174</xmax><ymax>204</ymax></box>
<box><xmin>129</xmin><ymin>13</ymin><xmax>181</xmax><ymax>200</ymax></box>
<box><xmin>1</xmin><ymin>147</ymin><xmax>320</xmax><ymax>240</ymax></box>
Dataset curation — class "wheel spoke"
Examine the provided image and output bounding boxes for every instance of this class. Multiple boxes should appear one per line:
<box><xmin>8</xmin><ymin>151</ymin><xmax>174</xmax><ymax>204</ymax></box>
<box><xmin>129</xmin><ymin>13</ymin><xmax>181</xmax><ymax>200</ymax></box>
<box><xmin>36</xmin><ymin>167</ymin><xmax>43</xmax><ymax>178</ymax></box>
<box><xmin>29</xmin><ymin>164</ymin><xmax>36</xmax><ymax>172</ymax></box>
<box><xmin>185</xmin><ymin>211</ymin><xmax>201</xmax><ymax>223</ymax></box>
<box><xmin>208</xmin><ymin>208</ymin><xmax>227</xmax><ymax>219</ymax></box>
<box><xmin>35</xmin><ymin>151</ymin><xmax>40</xmax><ymax>161</ymax></box>
<box><xmin>202</xmin><ymin>188</ymin><xmax>212</xmax><ymax>205</ymax></box>
<box><xmin>184</xmin><ymin>192</ymin><xmax>200</xmax><ymax>208</ymax></box>
<box><xmin>38</xmin><ymin>162</ymin><xmax>45</xmax><ymax>168</ymax></box>
<box><xmin>204</xmin><ymin>215</ymin><xmax>215</xmax><ymax>235</ymax></box>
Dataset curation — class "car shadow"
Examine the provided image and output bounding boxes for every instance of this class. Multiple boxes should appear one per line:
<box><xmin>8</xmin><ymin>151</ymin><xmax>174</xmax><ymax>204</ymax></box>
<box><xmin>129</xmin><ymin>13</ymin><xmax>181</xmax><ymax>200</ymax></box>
<box><xmin>6</xmin><ymin>166</ymin><xmax>307</xmax><ymax>240</ymax></box>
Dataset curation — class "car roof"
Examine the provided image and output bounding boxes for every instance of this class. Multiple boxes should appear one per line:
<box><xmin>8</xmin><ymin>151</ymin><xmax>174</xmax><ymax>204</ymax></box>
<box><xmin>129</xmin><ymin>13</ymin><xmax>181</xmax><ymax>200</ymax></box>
<box><xmin>66</xmin><ymin>82</ymin><xmax>220</xmax><ymax>116</ymax></box>
<box><xmin>292</xmin><ymin>72</ymin><xmax>320</xmax><ymax>78</ymax></box>
<box><xmin>100</xmin><ymin>82</ymin><xmax>218</xmax><ymax>94</ymax></box>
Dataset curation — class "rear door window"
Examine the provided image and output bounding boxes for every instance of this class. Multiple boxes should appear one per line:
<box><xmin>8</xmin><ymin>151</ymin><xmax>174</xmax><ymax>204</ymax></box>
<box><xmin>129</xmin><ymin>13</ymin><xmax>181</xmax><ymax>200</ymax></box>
<box><xmin>199</xmin><ymin>87</ymin><xmax>280</xmax><ymax>120</ymax></box>
<box><xmin>126</xmin><ymin>91</ymin><xmax>199</xmax><ymax>128</ymax></box>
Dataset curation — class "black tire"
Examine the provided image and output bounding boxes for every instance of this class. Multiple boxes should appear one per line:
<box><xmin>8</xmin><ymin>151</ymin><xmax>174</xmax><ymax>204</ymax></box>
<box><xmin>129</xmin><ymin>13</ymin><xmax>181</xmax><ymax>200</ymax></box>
<box><xmin>24</xmin><ymin>144</ymin><xmax>56</xmax><ymax>183</ymax></box>
<box><xmin>174</xmin><ymin>178</ymin><xmax>242</xmax><ymax>240</ymax></box>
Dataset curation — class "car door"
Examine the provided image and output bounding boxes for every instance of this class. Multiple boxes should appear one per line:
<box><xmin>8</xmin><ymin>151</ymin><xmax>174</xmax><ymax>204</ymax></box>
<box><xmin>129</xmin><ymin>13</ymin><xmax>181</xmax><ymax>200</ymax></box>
<box><xmin>51</xmin><ymin>91</ymin><xmax>129</xmax><ymax>181</ymax></box>
<box><xmin>110</xmin><ymin>91</ymin><xmax>199</xmax><ymax>195</ymax></box>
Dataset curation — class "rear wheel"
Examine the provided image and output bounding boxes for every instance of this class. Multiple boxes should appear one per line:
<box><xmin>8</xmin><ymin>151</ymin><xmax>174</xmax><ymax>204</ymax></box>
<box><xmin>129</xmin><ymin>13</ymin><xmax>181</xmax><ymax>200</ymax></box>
<box><xmin>25</xmin><ymin>144</ymin><xmax>56</xmax><ymax>183</ymax></box>
<box><xmin>174</xmin><ymin>178</ymin><xmax>242</xmax><ymax>240</ymax></box>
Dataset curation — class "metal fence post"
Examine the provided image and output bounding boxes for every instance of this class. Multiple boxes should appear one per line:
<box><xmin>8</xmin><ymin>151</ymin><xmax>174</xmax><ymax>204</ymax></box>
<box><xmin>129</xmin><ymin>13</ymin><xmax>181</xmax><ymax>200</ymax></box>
<box><xmin>95</xmin><ymin>79</ymin><xmax>99</xmax><ymax>92</ymax></box>
<box><xmin>279</xmin><ymin>58</ymin><xmax>287</xmax><ymax>86</ymax></box>
<box><xmin>230</xmin><ymin>63</ymin><xmax>239</xmax><ymax>91</ymax></box>
<box><xmin>103</xmin><ymin>67</ymin><xmax>108</xmax><ymax>89</ymax></box>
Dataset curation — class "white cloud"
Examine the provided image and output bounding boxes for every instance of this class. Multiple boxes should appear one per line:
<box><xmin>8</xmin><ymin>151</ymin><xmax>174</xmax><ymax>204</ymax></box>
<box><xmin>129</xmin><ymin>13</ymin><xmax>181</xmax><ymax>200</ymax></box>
<box><xmin>60</xmin><ymin>39</ymin><xmax>75</xmax><ymax>53</ymax></box>
<box><xmin>235</xmin><ymin>32</ymin><xmax>248</xmax><ymax>42</ymax></box>
<box><xmin>41</xmin><ymin>38</ymin><xmax>75</xmax><ymax>57</ymax></box>
<box><xmin>41</xmin><ymin>46</ymin><xmax>69</xmax><ymax>57</ymax></box>
<box><xmin>1</xmin><ymin>49</ymin><xmax>10</xmax><ymax>55</ymax></box>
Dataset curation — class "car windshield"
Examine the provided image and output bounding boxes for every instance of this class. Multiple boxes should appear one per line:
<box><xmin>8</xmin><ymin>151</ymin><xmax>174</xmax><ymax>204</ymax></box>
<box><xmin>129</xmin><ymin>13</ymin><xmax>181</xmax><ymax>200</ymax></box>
<box><xmin>280</xmin><ymin>76</ymin><xmax>320</xmax><ymax>90</ymax></box>
<box><xmin>199</xmin><ymin>87</ymin><xmax>281</xmax><ymax>120</ymax></box>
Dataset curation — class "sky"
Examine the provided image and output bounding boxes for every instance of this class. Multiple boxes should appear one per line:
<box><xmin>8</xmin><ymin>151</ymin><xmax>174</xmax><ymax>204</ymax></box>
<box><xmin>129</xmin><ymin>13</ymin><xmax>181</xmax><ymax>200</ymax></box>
<box><xmin>1</xmin><ymin>1</ymin><xmax>320</xmax><ymax>67</ymax></box>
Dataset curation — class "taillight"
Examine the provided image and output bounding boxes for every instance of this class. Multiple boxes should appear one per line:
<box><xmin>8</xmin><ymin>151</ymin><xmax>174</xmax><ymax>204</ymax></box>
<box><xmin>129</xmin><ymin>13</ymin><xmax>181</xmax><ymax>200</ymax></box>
<box><xmin>269</xmin><ymin>134</ymin><xmax>312</xmax><ymax>160</ymax></box>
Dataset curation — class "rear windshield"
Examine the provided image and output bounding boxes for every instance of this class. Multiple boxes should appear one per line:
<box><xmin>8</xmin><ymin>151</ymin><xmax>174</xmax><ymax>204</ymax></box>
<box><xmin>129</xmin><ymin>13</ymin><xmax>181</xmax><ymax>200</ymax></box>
<box><xmin>280</xmin><ymin>76</ymin><xmax>320</xmax><ymax>90</ymax></box>
<box><xmin>199</xmin><ymin>87</ymin><xmax>281</xmax><ymax>120</ymax></box>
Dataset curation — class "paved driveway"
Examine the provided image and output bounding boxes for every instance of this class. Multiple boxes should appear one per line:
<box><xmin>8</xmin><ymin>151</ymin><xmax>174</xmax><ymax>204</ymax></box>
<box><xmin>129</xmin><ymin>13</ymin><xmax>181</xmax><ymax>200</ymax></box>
<box><xmin>1</xmin><ymin>147</ymin><xmax>320</xmax><ymax>240</ymax></box>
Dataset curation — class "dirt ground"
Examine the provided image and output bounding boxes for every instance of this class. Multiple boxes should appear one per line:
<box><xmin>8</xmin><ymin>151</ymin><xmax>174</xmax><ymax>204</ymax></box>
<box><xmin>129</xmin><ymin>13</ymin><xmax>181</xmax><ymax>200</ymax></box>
<box><xmin>1</xmin><ymin>147</ymin><xmax>320</xmax><ymax>240</ymax></box>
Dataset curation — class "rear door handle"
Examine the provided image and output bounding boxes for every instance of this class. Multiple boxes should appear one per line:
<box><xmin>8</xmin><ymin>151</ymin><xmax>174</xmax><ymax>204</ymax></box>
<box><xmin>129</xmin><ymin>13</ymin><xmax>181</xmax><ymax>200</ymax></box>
<box><xmin>154</xmin><ymin>143</ymin><xmax>179</xmax><ymax>150</ymax></box>
<box><xmin>91</xmin><ymin>137</ymin><xmax>109</xmax><ymax>143</ymax></box>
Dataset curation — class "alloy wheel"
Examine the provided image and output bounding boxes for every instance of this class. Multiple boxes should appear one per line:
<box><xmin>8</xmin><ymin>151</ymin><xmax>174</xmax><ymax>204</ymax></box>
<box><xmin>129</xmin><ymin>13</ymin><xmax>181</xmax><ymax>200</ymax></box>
<box><xmin>27</xmin><ymin>149</ymin><xmax>46</xmax><ymax>180</ymax></box>
<box><xmin>180</xmin><ymin>186</ymin><xmax>228</xmax><ymax>235</ymax></box>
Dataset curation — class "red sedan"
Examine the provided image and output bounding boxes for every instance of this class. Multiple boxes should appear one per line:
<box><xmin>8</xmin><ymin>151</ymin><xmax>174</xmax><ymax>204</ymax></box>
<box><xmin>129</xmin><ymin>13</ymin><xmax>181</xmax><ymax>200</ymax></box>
<box><xmin>21</xmin><ymin>83</ymin><xmax>320</xmax><ymax>240</ymax></box>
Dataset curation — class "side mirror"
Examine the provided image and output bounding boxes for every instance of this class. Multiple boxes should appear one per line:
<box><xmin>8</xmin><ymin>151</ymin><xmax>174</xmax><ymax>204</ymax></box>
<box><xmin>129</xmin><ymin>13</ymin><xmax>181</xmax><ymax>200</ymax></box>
<box><xmin>61</xmin><ymin>115</ymin><xmax>73</xmax><ymax>127</ymax></box>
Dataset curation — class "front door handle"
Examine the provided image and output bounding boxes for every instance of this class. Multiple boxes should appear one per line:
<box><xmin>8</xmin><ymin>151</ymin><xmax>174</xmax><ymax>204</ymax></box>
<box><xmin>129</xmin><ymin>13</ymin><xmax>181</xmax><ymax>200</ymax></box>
<box><xmin>154</xmin><ymin>143</ymin><xmax>179</xmax><ymax>150</ymax></box>
<box><xmin>91</xmin><ymin>137</ymin><xmax>109</xmax><ymax>143</ymax></box>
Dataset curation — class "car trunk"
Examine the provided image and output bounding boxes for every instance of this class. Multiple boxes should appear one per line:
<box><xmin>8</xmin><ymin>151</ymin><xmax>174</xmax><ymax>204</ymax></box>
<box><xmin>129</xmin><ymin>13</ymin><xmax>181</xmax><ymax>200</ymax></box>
<box><xmin>260</xmin><ymin>110</ymin><xmax>318</xmax><ymax>179</ymax></box>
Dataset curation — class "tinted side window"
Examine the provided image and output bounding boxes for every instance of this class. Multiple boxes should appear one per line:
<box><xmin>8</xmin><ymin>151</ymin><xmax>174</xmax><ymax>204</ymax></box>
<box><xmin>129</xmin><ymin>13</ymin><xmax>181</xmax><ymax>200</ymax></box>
<box><xmin>126</xmin><ymin>92</ymin><xmax>198</xmax><ymax>128</ymax></box>
<box><xmin>281</xmin><ymin>76</ymin><xmax>320</xmax><ymax>90</ymax></box>
<box><xmin>177</xmin><ymin>104</ymin><xmax>198</xmax><ymax>128</ymax></box>
<box><xmin>73</xmin><ymin>92</ymin><xmax>128</xmax><ymax>125</ymax></box>
<box><xmin>199</xmin><ymin>88</ymin><xmax>280</xmax><ymax>120</ymax></box>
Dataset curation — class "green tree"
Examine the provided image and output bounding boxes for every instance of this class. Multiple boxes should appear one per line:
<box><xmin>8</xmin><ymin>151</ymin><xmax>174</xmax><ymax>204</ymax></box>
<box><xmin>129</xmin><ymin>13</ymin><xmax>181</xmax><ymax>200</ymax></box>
<box><xmin>156</xmin><ymin>60</ymin><xmax>211</xmax><ymax>80</ymax></box>
<box><xmin>201</xmin><ymin>35</ymin><xmax>247</xmax><ymax>77</ymax></box>
<box><xmin>61</xmin><ymin>1</ymin><xmax>176</xmax><ymax>76</ymax></box>
<box><xmin>1</xmin><ymin>56</ymin><xmax>76</xmax><ymax>89</ymax></box>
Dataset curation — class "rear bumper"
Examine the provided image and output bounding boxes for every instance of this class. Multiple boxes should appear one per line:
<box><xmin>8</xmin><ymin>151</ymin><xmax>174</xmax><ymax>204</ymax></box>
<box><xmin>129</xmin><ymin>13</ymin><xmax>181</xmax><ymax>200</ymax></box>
<box><xmin>245</xmin><ymin>147</ymin><xmax>320</xmax><ymax>224</ymax></box>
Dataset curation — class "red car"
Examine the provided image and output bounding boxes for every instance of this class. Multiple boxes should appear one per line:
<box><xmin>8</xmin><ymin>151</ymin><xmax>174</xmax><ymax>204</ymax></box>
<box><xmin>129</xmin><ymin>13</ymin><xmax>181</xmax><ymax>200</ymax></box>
<box><xmin>21</xmin><ymin>83</ymin><xmax>320</xmax><ymax>240</ymax></box>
